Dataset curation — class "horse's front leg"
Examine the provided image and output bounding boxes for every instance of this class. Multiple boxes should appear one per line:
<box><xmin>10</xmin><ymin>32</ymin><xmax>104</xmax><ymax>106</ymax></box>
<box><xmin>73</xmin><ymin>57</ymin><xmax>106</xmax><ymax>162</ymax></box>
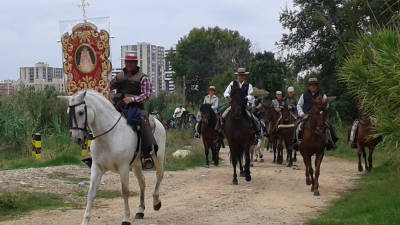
<box><xmin>204</xmin><ymin>143</ymin><xmax>210</xmax><ymax>168</ymax></box>
<box><xmin>153</xmin><ymin>154</ymin><xmax>164</xmax><ymax>211</ymax></box>
<box><xmin>232</xmin><ymin>152</ymin><xmax>238</xmax><ymax>185</ymax></box>
<box><xmin>286</xmin><ymin>139</ymin><xmax>293</xmax><ymax>167</ymax></box>
<box><xmin>313</xmin><ymin>152</ymin><xmax>324</xmax><ymax>196</ymax></box>
<box><xmin>133</xmin><ymin>165</ymin><xmax>146</xmax><ymax>220</ymax></box>
<box><xmin>81</xmin><ymin>164</ymin><xmax>104</xmax><ymax>225</ymax></box>
<box><xmin>244</xmin><ymin>147</ymin><xmax>252</xmax><ymax>182</ymax></box>
<box><xmin>119</xmin><ymin>165</ymin><xmax>131</xmax><ymax>224</ymax></box>
<box><xmin>238</xmin><ymin>154</ymin><xmax>245</xmax><ymax>177</ymax></box>
<box><xmin>303</xmin><ymin>155</ymin><xmax>312</xmax><ymax>186</ymax></box>
<box><xmin>367</xmin><ymin>146</ymin><xmax>374</xmax><ymax>172</ymax></box>
<box><xmin>357</xmin><ymin>145</ymin><xmax>363</xmax><ymax>172</ymax></box>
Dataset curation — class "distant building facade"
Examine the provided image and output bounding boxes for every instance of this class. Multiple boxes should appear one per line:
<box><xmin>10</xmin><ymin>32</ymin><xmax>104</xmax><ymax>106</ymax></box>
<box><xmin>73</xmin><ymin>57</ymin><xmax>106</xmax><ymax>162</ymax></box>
<box><xmin>163</xmin><ymin>49</ymin><xmax>175</xmax><ymax>92</ymax></box>
<box><xmin>0</xmin><ymin>80</ymin><xmax>14</xmax><ymax>96</ymax></box>
<box><xmin>18</xmin><ymin>62</ymin><xmax>66</xmax><ymax>92</ymax></box>
<box><xmin>121</xmin><ymin>43</ymin><xmax>165</xmax><ymax>96</ymax></box>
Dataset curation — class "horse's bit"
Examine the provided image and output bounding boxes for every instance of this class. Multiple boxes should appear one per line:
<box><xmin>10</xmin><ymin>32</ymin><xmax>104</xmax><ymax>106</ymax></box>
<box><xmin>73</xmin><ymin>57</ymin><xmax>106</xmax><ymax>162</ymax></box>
<box><xmin>68</xmin><ymin>101</ymin><xmax>122</xmax><ymax>140</ymax></box>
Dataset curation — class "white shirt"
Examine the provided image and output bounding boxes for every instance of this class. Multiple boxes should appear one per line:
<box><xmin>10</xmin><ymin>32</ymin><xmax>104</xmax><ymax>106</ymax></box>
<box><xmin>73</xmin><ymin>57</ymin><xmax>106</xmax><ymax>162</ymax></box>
<box><xmin>173</xmin><ymin>107</ymin><xmax>186</xmax><ymax>119</ymax></box>
<box><xmin>203</xmin><ymin>95</ymin><xmax>219</xmax><ymax>112</ymax></box>
<box><xmin>223</xmin><ymin>81</ymin><xmax>254</xmax><ymax>104</ymax></box>
<box><xmin>297</xmin><ymin>93</ymin><xmax>328</xmax><ymax>117</ymax></box>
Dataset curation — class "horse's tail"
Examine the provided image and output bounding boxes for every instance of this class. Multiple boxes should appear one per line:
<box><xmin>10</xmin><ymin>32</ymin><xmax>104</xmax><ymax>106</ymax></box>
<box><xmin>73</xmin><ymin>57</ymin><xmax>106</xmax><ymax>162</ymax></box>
<box><xmin>229</xmin><ymin>148</ymin><xmax>245</xmax><ymax>164</ymax></box>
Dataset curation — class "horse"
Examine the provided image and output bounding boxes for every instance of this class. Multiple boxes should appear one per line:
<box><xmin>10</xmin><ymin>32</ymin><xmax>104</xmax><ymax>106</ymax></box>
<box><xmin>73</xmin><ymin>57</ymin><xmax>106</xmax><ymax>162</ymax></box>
<box><xmin>353</xmin><ymin>105</ymin><xmax>382</xmax><ymax>172</ymax></box>
<box><xmin>299</xmin><ymin>96</ymin><xmax>335</xmax><ymax>196</ymax></box>
<box><xmin>200</xmin><ymin>104</ymin><xmax>221</xmax><ymax>167</ymax></box>
<box><xmin>265</xmin><ymin>104</ymin><xmax>281</xmax><ymax>164</ymax></box>
<box><xmin>277</xmin><ymin>105</ymin><xmax>296</xmax><ymax>167</ymax></box>
<box><xmin>222</xmin><ymin>88</ymin><xmax>253</xmax><ymax>185</ymax></box>
<box><xmin>58</xmin><ymin>90</ymin><xmax>166</xmax><ymax>225</ymax></box>
<box><xmin>250</xmin><ymin>108</ymin><xmax>268</xmax><ymax>163</ymax></box>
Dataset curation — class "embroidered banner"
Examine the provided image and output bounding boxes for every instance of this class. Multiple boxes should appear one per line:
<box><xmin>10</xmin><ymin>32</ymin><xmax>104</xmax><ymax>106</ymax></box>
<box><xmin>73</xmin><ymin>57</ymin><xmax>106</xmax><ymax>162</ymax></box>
<box><xmin>61</xmin><ymin>21</ymin><xmax>111</xmax><ymax>97</ymax></box>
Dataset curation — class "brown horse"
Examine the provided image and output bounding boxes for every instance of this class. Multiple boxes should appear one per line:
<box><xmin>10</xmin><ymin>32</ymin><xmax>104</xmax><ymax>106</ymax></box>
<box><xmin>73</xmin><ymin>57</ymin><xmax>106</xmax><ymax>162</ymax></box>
<box><xmin>200</xmin><ymin>104</ymin><xmax>221</xmax><ymax>167</ymax></box>
<box><xmin>277</xmin><ymin>106</ymin><xmax>296</xmax><ymax>167</ymax></box>
<box><xmin>222</xmin><ymin>88</ymin><xmax>253</xmax><ymax>185</ymax></box>
<box><xmin>266</xmin><ymin>104</ymin><xmax>281</xmax><ymax>164</ymax></box>
<box><xmin>353</xmin><ymin>105</ymin><xmax>382</xmax><ymax>173</ymax></box>
<box><xmin>300</xmin><ymin>96</ymin><xmax>335</xmax><ymax>196</ymax></box>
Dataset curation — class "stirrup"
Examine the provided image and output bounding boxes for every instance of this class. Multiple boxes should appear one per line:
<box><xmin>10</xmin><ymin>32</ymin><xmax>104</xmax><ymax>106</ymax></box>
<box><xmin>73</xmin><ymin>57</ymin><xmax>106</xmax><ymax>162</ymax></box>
<box><xmin>141</xmin><ymin>155</ymin><xmax>154</xmax><ymax>170</ymax></box>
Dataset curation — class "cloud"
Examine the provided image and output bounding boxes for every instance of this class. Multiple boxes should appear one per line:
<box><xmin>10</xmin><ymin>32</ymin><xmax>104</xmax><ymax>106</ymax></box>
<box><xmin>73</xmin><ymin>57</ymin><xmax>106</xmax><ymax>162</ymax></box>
<box><xmin>0</xmin><ymin>0</ymin><xmax>293</xmax><ymax>80</ymax></box>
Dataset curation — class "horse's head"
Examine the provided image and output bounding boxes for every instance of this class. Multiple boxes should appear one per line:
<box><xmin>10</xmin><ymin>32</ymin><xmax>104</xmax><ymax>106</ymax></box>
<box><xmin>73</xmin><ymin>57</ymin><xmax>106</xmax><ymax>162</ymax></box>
<box><xmin>280</xmin><ymin>105</ymin><xmax>292</xmax><ymax>124</ymax></box>
<box><xmin>200</xmin><ymin>104</ymin><xmax>213</xmax><ymax>124</ymax></box>
<box><xmin>311</xmin><ymin>96</ymin><xmax>336</xmax><ymax>131</ymax></box>
<box><xmin>266</xmin><ymin>104</ymin><xmax>280</xmax><ymax>124</ymax></box>
<box><xmin>230</xmin><ymin>88</ymin><xmax>246</xmax><ymax>119</ymax></box>
<box><xmin>58</xmin><ymin>90</ymin><xmax>94</xmax><ymax>145</ymax></box>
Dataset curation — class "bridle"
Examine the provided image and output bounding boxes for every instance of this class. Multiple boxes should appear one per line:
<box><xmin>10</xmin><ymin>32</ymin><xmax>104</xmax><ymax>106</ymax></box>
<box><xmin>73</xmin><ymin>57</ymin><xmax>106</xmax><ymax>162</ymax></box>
<box><xmin>68</xmin><ymin>101</ymin><xmax>122</xmax><ymax>140</ymax></box>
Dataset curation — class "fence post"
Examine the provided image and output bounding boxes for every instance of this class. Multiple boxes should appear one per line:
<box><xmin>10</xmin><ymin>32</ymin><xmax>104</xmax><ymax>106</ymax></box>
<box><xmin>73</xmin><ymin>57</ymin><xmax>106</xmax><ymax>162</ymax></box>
<box><xmin>32</xmin><ymin>133</ymin><xmax>41</xmax><ymax>160</ymax></box>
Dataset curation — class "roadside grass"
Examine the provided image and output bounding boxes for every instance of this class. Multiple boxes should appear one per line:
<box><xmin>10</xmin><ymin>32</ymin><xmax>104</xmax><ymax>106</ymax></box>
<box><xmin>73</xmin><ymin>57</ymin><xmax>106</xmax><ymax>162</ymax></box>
<box><xmin>309</xmin><ymin>126</ymin><xmax>400</xmax><ymax>225</ymax></box>
<box><xmin>0</xmin><ymin>191</ymin><xmax>78</xmax><ymax>221</ymax></box>
<box><xmin>0</xmin><ymin>133</ymin><xmax>82</xmax><ymax>170</ymax></box>
<box><xmin>165</xmin><ymin>128</ymin><xmax>205</xmax><ymax>171</ymax></box>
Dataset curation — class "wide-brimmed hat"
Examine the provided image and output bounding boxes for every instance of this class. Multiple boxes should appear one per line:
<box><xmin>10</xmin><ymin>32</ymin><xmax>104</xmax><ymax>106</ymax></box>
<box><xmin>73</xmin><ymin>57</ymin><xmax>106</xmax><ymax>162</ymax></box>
<box><xmin>308</xmin><ymin>77</ymin><xmax>319</xmax><ymax>85</ymax></box>
<box><xmin>234</xmin><ymin>68</ymin><xmax>249</xmax><ymax>75</ymax></box>
<box><xmin>208</xmin><ymin>86</ymin><xmax>216</xmax><ymax>92</ymax></box>
<box><xmin>276</xmin><ymin>91</ymin><xmax>282</xmax><ymax>95</ymax></box>
<box><xmin>123</xmin><ymin>52</ymin><xmax>138</xmax><ymax>61</ymax></box>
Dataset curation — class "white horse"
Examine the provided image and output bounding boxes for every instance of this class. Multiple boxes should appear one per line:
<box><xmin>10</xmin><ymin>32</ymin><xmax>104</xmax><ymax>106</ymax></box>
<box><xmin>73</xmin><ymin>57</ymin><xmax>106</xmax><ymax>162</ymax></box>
<box><xmin>58</xmin><ymin>90</ymin><xmax>166</xmax><ymax>225</ymax></box>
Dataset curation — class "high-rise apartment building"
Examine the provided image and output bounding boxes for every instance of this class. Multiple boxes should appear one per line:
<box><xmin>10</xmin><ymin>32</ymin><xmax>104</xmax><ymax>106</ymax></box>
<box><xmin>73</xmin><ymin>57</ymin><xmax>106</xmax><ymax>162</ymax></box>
<box><xmin>18</xmin><ymin>62</ymin><xmax>66</xmax><ymax>92</ymax></box>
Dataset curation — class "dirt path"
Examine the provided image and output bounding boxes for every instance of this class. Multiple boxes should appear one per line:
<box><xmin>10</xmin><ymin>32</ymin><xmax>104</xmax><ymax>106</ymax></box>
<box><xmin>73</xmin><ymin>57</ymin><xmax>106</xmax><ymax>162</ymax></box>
<box><xmin>0</xmin><ymin>149</ymin><xmax>359</xmax><ymax>225</ymax></box>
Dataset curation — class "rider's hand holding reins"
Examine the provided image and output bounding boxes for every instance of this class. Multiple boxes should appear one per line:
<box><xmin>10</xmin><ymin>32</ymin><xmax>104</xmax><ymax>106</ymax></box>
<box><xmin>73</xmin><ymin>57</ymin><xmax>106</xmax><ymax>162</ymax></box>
<box><xmin>123</xmin><ymin>97</ymin><xmax>133</xmax><ymax>105</ymax></box>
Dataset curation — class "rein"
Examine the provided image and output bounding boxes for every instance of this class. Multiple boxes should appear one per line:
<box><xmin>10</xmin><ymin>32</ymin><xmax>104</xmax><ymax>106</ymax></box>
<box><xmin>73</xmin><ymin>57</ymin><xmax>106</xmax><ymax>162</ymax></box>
<box><xmin>69</xmin><ymin>101</ymin><xmax>123</xmax><ymax>140</ymax></box>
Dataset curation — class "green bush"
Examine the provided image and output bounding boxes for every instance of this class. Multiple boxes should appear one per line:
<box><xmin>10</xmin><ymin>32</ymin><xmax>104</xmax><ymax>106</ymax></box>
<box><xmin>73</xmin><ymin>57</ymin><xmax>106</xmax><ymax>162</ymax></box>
<box><xmin>340</xmin><ymin>28</ymin><xmax>400</xmax><ymax>150</ymax></box>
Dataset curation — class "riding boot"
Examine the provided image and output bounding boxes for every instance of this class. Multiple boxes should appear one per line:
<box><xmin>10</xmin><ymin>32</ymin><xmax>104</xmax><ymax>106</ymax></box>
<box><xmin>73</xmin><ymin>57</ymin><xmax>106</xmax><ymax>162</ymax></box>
<box><xmin>140</xmin><ymin>112</ymin><xmax>158</xmax><ymax>170</ymax></box>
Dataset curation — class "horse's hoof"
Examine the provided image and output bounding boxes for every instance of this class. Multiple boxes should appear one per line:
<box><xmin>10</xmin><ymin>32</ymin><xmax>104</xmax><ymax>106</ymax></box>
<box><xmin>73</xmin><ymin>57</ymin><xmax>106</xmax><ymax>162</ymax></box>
<box><xmin>245</xmin><ymin>175</ymin><xmax>251</xmax><ymax>182</ymax></box>
<box><xmin>254</xmin><ymin>159</ymin><xmax>258</xmax><ymax>162</ymax></box>
<box><xmin>121</xmin><ymin>222</ymin><xmax>131</xmax><ymax>225</ymax></box>
<box><xmin>260</xmin><ymin>159</ymin><xmax>264</xmax><ymax>162</ymax></box>
<box><xmin>314</xmin><ymin>191</ymin><xmax>320</xmax><ymax>196</ymax></box>
<box><xmin>232</xmin><ymin>179</ymin><xmax>238</xmax><ymax>185</ymax></box>
<box><xmin>287</xmin><ymin>162</ymin><xmax>293</xmax><ymax>167</ymax></box>
<box><xmin>135</xmin><ymin>213</ymin><xmax>144</xmax><ymax>219</ymax></box>
<box><xmin>154</xmin><ymin>201</ymin><xmax>162</xmax><ymax>211</ymax></box>
<box><xmin>250</xmin><ymin>163</ymin><xmax>254</xmax><ymax>167</ymax></box>
<box><xmin>240</xmin><ymin>172</ymin><xmax>245</xmax><ymax>177</ymax></box>
<box><xmin>306</xmin><ymin>180</ymin><xmax>312</xmax><ymax>186</ymax></box>
<box><xmin>273</xmin><ymin>159</ymin><xmax>276</xmax><ymax>163</ymax></box>
<box><xmin>358</xmin><ymin>166</ymin><xmax>363</xmax><ymax>172</ymax></box>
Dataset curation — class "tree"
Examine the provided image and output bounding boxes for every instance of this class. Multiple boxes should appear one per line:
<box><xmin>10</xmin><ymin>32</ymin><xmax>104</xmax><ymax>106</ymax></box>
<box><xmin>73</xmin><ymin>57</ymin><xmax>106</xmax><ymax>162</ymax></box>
<box><xmin>279</xmin><ymin>0</ymin><xmax>400</xmax><ymax>120</ymax></box>
<box><xmin>168</xmin><ymin>27</ymin><xmax>252</xmax><ymax>104</ymax></box>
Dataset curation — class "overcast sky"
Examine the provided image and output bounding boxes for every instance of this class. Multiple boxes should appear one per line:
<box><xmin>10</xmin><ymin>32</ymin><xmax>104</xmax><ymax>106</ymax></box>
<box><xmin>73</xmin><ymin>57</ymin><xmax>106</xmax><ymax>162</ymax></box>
<box><xmin>0</xmin><ymin>0</ymin><xmax>293</xmax><ymax>80</ymax></box>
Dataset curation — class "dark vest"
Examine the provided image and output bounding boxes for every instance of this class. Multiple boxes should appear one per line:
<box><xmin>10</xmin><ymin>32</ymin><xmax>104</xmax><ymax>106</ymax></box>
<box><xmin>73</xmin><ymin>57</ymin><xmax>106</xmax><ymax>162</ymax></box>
<box><xmin>302</xmin><ymin>90</ymin><xmax>324</xmax><ymax>114</ymax></box>
<box><xmin>232</xmin><ymin>80</ymin><xmax>249</xmax><ymax>98</ymax></box>
<box><xmin>115</xmin><ymin>68</ymin><xmax>146</xmax><ymax>109</ymax></box>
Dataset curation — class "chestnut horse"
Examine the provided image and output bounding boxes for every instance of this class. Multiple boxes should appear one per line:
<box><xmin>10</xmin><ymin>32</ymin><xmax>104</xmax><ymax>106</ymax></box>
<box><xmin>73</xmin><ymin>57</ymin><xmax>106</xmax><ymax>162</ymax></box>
<box><xmin>277</xmin><ymin>106</ymin><xmax>296</xmax><ymax>167</ymax></box>
<box><xmin>354</xmin><ymin>106</ymin><xmax>382</xmax><ymax>172</ymax></box>
<box><xmin>266</xmin><ymin>104</ymin><xmax>281</xmax><ymax>164</ymax></box>
<box><xmin>200</xmin><ymin>104</ymin><xmax>221</xmax><ymax>167</ymax></box>
<box><xmin>300</xmin><ymin>96</ymin><xmax>335</xmax><ymax>196</ymax></box>
<box><xmin>222</xmin><ymin>88</ymin><xmax>253</xmax><ymax>185</ymax></box>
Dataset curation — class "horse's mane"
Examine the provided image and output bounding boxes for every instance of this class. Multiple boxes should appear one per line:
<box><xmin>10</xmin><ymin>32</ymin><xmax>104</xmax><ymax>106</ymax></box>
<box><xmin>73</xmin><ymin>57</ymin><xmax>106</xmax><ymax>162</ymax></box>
<box><xmin>200</xmin><ymin>104</ymin><xmax>217</xmax><ymax>128</ymax></box>
<box><xmin>80</xmin><ymin>89</ymin><xmax>117</xmax><ymax>112</ymax></box>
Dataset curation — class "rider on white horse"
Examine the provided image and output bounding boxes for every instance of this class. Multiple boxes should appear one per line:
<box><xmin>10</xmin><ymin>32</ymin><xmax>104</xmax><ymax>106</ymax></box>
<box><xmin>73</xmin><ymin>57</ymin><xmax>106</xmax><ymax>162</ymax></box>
<box><xmin>110</xmin><ymin>53</ymin><xmax>157</xmax><ymax>169</ymax></box>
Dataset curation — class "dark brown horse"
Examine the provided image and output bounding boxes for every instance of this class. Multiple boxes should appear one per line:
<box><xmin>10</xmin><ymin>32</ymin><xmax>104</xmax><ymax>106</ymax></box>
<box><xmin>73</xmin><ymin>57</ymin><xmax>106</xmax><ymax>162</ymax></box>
<box><xmin>277</xmin><ymin>106</ymin><xmax>296</xmax><ymax>167</ymax></box>
<box><xmin>200</xmin><ymin>104</ymin><xmax>221</xmax><ymax>167</ymax></box>
<box><xmin>353</xmin><ymin>105</ymin><xmax>382</xmax><ymax>173</ymax></box>
<box><xmin>222</xmin><ymin>88</ymin><xmax>253</xmax><ymax>185</ymax></box>
<box><xmin>300</xmin><ymin>96</ymin><xmax>335</xmax><ymax>196</ymax></box>
<box><xmin>265</xmin><ymin>104</ymin><xmax>281</xmax><ymax>164</ymax></box>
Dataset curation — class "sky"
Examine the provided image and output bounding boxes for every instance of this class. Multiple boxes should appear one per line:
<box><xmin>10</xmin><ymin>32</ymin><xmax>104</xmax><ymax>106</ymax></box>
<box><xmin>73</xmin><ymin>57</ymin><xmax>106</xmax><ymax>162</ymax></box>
<box><xmin>0</xmin><ymin>0</ymin><xmax>293</xmax><ymax>80</ymax></box>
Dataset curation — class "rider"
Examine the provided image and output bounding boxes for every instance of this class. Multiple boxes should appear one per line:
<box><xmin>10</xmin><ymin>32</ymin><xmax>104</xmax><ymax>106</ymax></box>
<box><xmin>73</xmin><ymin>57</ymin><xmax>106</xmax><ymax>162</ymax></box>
<box><xmin>271</xmin><ymin>91</ymin><xmax>285</xmax><ymax>132</ymax></box>
<box><xmin>173</xmin><ymin>105</ymin><xmax>186</xmax><ymax>120</ymax></box>
<box><xmin>110</xmin><ymin>53</ymin><xmax>158</xmax><ymax>169</ymax></box>
<box><xmin>294</xmin><ymin>77</ymin><xmax>338</xmax><ymax>150</ymax></box>
<box><xmin>253</xmin><ymin>95</ymin><xmax>268</xmax><ymax>137</ymax></box>
<box><xmin>195</xmin><ymin>86</ymin><xmax>219</xmax><ymax>138</ymax></box>
<box><xmin>221</xmin><ymin>67</ymin><xmax>261</xmax><ymax>140</ymax></box>
<box><xmin>284</xmin><ymin>86</ymin><xmax>298</xmax><ymax>119</ymax></box>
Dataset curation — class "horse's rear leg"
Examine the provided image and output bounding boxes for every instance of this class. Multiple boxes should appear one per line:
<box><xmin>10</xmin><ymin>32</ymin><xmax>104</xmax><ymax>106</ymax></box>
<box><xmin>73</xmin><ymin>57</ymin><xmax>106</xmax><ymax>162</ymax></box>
<box><xmin>313</xmin><ymin>152</ymin><xmax>324</xmax><ymax>196</ymax></box>
<box><xmin>81</xmin><ymin>165</ymin><xmax>104</xmax><ymax>225</ymax></box>
<box><xmin>286</xmin><ymin>140</ymin><xmax>293</xmax><ymax>167</ymax></box>
<box><xmin>362</xmin><ymin>146</ymin><xmax>368</xmax><ymax>171</ymax></box>
<box><xmin>303</xmin><ymin>155</ymin><xmax>312</xmax><ymax>186</ymax></box>
<box><xmin>357</xmin><ymin>145</ymin><xmax>363</xmax><ymax>172</ymax></box>
<box><xmin>153</xmin><ymin>155</ymin><xmax>164</xmax><ymax>211</ymax></box>
<box><xmin>239</xmin><ymin>155</ymin><xmax>245</xmax><ymax>177</ymax></box>
<box><xmin>367</xmin><ymin>146</ymin><xmax>374</xmax><ymax>172</ymax></box>
<box><xmin>133</xmin><ymin>165</ymin><xmax>146</xmax><ymax>220</ymax></box>
<box><xmin>119</xmin><ymin>166</ymin><xmax>131</xmax><ymax>224</ymax></box>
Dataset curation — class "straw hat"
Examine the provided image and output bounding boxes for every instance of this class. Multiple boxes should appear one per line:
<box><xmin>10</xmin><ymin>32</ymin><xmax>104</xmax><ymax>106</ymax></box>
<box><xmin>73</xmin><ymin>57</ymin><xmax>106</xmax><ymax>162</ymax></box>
<box><xmin>234</xmin><ymin>68</ymin><xmax>249</xmax><ymax>75</ymax></box>
<box><xmin>208</xmin><ymin>86</ymin><xmax>216</xmax><ymax>92</ymax></box>
<box><xmin>308</xmin><ymin>77</ymin><xmax>319</xmax><ymax>85</ymax></box>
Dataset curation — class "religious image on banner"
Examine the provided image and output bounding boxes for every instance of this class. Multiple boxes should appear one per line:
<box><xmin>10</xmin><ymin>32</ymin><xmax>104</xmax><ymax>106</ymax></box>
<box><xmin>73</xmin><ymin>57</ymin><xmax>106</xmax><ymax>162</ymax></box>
<box><xmin>61</xmin><ymin>21</ymin><xmax>112</xmax><ymax>97</ymax></box>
